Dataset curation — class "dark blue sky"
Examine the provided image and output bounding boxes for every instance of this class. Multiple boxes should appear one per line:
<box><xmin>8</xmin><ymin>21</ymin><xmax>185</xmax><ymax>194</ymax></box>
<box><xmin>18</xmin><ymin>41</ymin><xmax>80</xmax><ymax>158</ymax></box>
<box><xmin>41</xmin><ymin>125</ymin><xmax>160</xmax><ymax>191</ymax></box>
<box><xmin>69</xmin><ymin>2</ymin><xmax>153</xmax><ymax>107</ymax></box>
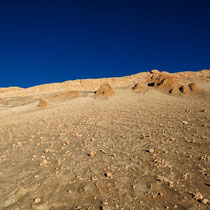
<box><xmin>0</xmin><ymin>0</ymin><xmax>209</xmax><ymax>88</ymax></box>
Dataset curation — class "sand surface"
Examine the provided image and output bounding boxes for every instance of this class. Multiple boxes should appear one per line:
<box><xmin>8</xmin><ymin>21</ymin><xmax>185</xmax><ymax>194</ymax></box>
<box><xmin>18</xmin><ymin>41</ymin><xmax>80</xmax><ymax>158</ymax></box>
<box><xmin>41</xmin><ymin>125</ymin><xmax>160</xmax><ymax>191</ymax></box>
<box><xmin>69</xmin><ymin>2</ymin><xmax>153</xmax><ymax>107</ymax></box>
<box><xmin>0</xmin><ymin>70</ymin><xmax>210</xmax><ymax>209</ymax></box>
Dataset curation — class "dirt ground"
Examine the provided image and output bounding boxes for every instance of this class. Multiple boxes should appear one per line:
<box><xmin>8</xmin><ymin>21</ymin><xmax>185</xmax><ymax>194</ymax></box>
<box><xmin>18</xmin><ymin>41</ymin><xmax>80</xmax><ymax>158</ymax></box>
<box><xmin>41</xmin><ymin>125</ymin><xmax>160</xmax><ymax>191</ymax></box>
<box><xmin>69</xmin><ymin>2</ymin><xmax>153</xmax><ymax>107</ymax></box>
<box><xmin>0</xmin><ymin>78</ymin><xmax>209</xmax><ymax>209</ymax></box>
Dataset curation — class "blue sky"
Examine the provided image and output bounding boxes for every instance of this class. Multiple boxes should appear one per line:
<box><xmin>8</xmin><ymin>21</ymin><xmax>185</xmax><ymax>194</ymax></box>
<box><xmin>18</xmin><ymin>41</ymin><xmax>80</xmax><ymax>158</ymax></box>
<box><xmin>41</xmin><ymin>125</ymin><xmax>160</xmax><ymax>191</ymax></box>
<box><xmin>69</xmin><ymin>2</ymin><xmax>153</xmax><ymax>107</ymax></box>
<box><xmin>0</xmin><ymin>0</ymin><xmax>209</xmax><ymax>88</ymax></box>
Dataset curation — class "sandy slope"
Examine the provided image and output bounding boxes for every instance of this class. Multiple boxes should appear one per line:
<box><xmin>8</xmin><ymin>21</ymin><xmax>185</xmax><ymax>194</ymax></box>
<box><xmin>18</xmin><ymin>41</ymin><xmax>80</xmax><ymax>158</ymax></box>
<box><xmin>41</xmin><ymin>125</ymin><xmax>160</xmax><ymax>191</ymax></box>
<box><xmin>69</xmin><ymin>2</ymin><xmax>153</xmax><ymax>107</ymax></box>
<box><xmin>0</xmin><ymin>71</ymin><xmax>210</xmax><ymax>209</ymax></box>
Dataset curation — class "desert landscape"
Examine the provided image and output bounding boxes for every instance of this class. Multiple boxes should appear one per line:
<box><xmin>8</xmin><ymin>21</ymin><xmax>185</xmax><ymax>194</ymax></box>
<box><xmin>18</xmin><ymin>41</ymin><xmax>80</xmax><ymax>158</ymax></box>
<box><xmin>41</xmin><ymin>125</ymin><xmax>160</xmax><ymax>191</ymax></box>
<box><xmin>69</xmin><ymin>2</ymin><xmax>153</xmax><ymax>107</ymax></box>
<box><xmin>0</xmin><ymin>69</ymin><xmax>209</xmax><ymax>210</ymax></box>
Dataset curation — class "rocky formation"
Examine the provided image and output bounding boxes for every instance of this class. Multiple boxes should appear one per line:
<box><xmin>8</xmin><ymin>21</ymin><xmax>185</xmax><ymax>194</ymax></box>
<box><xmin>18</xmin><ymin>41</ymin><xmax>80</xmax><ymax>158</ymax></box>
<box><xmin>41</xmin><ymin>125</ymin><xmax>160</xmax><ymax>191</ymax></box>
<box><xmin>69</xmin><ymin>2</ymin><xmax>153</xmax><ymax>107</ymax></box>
<box><xmin>38</xmin><ymin>99</ymin><xmax>47</xmax><ymax>107</ymax></box>
<box><xmin>95</xmin><ymin>83</ymin><xmax>115</xmax><ymax>96</ymax></box>
<box><xmin>0</xmin><ymin>69</ymin><xmax>209</xmax><ymax>98</ymax></box>
<box><xmin>132</xmin><ymin>83</ymin><xmax>144</xmax><ymax>93</ymax></box>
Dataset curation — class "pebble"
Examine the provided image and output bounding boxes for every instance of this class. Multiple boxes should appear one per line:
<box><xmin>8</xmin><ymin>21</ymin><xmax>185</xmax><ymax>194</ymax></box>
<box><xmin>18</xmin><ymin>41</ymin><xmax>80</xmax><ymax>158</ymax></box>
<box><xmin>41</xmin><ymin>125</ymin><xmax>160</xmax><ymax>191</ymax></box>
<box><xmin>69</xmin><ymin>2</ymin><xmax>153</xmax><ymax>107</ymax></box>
<box><xmin>67</xmin><ymin>190</ymin><xmax>72</xmax><ymax>194</ymax></box>
<box><xmin>91</xmin><ymin>176</ymin><xmax>98</xmax><ymax>181</ymax></box>
<box><xmin>40</xmin><ymin>160</ymin><xmax>48</xmax><ymax>166</ymax></box>
<box><xmin>202</xmin><ymin>198</ymin><xmax>209</xmax><ymax>205</ymax></box>
<box><xmin>88</xmin><ymin>152</ymin><xmax>95</xmax><ymax>157</ymax></box>
<box><xmin>170</xmin><ymin>137</ymin><xmax>175</xmax><ymax>141</ymax></box>
<box><xmin>146</xmin><ymin>148</ymin><xmax>154</xmax><ymax>153</ymax></box>
<box><xmin>33</xmin><ymin>197</ymin><xmax>41</xmax><ymax>204</ymax></box>
<box><xmin>105</xmin><ymin>172</ymin><xmax>112</xmax><ymax>178</ymax></box>
<box><xmin>91</xmin><ymin>138</ymin><xmax>96</xmax><ymax>142</ymax></box>
<box><xmin>194</xmin><ymin>192</ymin><xmax>203</xmax><ymax>200</ymax></box>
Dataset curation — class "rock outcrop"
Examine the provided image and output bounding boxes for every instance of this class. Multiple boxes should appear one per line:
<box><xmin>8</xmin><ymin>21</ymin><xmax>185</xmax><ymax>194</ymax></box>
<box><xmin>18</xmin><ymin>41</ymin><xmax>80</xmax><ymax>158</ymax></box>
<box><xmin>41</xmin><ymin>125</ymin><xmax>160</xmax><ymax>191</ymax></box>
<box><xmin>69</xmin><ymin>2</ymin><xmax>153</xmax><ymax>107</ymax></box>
<box><xmin>132</xmin><ymin>83</ymin><xmax>144</xmax><ymax>93</ymax></box>
<box><xmin>95</xmin><ymin>83</ymin><xmax>115</xmax><ymax>96</ymax></box>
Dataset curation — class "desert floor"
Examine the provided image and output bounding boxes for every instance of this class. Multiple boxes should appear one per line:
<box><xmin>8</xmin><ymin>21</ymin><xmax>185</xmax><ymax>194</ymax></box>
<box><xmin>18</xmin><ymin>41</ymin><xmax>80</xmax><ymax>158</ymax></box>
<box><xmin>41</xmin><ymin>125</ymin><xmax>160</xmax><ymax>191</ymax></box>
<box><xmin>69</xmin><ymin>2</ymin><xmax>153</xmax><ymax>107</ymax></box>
<box><xmin>0</xmin><ymin>80</ymin><xmax>209</xmax><ymax>209</ymax></box>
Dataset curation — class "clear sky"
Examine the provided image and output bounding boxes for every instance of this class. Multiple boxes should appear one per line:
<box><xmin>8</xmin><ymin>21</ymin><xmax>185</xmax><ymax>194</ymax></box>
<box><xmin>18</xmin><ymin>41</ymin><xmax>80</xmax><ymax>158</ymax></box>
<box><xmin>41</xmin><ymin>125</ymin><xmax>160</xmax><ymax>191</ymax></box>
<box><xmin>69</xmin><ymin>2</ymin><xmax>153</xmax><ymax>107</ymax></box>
<box><xmin>0</xmin><ymin>0</ymin><xmax>209</xmax><ymax>88</ymax></box>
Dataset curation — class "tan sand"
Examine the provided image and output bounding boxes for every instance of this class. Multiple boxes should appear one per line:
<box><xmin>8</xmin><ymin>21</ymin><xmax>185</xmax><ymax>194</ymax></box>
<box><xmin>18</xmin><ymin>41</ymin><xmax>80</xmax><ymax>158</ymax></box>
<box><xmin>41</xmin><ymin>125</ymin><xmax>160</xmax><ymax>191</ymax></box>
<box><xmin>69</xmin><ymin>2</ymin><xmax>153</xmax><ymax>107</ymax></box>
<box><xmin>0</xmin><ymin>69</ymin><xmax>209</xmax><ymax>209</ymax></box>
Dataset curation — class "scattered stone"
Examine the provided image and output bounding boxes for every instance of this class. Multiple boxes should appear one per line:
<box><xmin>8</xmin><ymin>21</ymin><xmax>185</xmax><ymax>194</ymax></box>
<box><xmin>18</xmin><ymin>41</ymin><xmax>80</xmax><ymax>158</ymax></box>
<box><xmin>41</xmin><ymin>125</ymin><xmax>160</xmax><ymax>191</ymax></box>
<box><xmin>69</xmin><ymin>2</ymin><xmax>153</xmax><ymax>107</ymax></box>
<box><xmin>182</xmin><ymin>121</ymin><xmax>188</xmax><ymax>125</ymax></box>
<box><xmin>146</xmin><ymin>148</ymin><xmax>155</xmax><ymax>153</ymax></box>
<box><xmin>158</xmin><ymin>192</ymin><xmax>163</xmax><ymax>197</ymax></box>
<box><xmin>105</xmin><ymin>172</ymin><xmax>112</xmax><ymax>178</ymax></box>
<box><xmin>78</xmin><ymin>186</ymin><xmax>88</xmax><ymax>193</ymax></box>
<box><xmin>186</xmin><ymin>155</ymin><xmax>192</xmax><ymax>158</ymax></box>
<box><xmin>17</xmin><ymin>142</ymin><xmax>22</xmax><ymax>146</ymax></box>
<box><xmin>156</xmin><ymin>176</ymin><xmax>169</xmax><ymax>182</ymax></box>
<box><xmin>168</xmin><ymin>181</ymin><xmax>174</xmax><ymax>188</ymax></box>
<box><xmin>33</xmin><ymin>197</ymin><xmax>41</xmax><ymax>204</ymax></box>
<box><xmin>199</xmin><ymin>155</ymin><xmax>210</xmax><ymax>161</ymax></box>
<box><xmin>88</xmin><ymin>152</ymin><xmax>96</xmax><ymax>157</ymax></box>
<box><xmin>67</xmin><ymin>190</ymin><xmax>72</xmax><ymax>194</ymax></box>
<box><xmin>91</xmin><ymin>176</ymin><xmax>98</xmax><ymax>181</ymax></box>
<box><xmin>75</xmin><ymin>133</ymin><xmax>82</xmax><ymax>138</ymax></box>
<box><xmin>153</xmin><ymin>157</ymin><xmax>169</xmax><ymax>167</ymax></box>
<box><xmin>170</xmin><ymin>137</ymin><xmax>175</xmax><ymax>141</ymax></box>
<box><xmin>44</xmin><ymin>148</ymin><xmax>49</xmax><ymax>153</ymax></box>
<box><xmin>44</xmin><ymin>148</ymin><xmax>54</xmax><ymax>153</ymax></box>
<box><xmin>91</xmin><ymin>138</ymin><xmax>96</xmax><ymax>142</ymax></box>
<box><xmin>39</xmin><ymin>136</ymin><xmax>44</xmax><ymax>140</ymax></box>
<box><xmin>202</xmin><ymin>198</ymin><xmax>209</xmax><ymax>205</ymax></box>
<box><xmin>193</xmin><ymin>192</ymin><xmax>203</xmax><ymax>201</ymax></box>
<box><xmin>40</xmin><ymin>160</ymin><xmax>48</xmax><ymax>166</ymax></box>
<box><xmin>95</xmin><ymin>83</ymin><xmax>115</xmax><ymax>96</ymax></box>
<box><xmin>182</xmin><ymin>173</ymin><xmax>189</xmax><ymax>179</ymax></box>
<box><xmin>38</xmin><ymin>99</ymin><xmax>47</xmax><ymax>107</ymax></box>
<box><xmin>202</xmin><ymin>122</ymin><xmax>210</xmax><ymax>127</ymax></box>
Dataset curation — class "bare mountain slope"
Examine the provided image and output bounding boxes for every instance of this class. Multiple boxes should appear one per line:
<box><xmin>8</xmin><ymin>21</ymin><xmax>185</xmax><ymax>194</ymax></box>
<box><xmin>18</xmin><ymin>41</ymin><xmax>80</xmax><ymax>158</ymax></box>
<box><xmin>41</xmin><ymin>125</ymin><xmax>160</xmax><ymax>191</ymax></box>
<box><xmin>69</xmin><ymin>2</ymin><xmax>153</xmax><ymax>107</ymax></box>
<box><xmin>0</xmin><ymin>70</ymin><xmax>209</xmax><ymax>209</ymax></box>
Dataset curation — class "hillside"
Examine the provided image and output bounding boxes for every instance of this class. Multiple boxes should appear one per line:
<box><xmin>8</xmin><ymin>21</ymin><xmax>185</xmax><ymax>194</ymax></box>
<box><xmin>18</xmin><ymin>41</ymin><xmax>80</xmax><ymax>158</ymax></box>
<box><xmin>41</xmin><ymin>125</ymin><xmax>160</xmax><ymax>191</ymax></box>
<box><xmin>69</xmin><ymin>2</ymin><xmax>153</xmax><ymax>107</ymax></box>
<box><xmin>0</xmin><ymin>69</ymin><xmax>209</xmax><ymax>209</ymax></box>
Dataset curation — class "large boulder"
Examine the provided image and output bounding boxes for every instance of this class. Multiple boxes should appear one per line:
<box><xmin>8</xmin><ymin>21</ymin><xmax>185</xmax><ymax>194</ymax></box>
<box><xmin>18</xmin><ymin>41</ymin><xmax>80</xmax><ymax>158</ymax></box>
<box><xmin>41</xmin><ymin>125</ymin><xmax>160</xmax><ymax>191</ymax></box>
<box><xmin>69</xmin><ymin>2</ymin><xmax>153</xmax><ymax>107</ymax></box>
<box><xmin>38</xmin><ymin>99</ymin><xmax>47</xmax><ymax>107</ymax></box>
<box><xmin>95</xmin><ymin>83</ymin><xmax>115</xmax><ymax>96</ymax></box>
<box><xmin>153</xmin><ymin>75</ymin><xmax>180</xmax><ymax>91</ymax></box>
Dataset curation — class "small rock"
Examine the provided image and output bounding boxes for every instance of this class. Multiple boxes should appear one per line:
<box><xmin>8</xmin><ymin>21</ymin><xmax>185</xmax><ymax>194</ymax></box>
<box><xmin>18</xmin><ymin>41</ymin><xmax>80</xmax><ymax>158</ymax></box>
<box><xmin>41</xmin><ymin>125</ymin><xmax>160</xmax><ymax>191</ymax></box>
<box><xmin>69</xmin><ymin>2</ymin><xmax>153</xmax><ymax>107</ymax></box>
<box><xmin>17</xmin><ymin>142</ymin><xmax>22</xmax><ymax>146</ymax></box>
<box><xmin>91</xmin><ymin>138</ymin><xmax>96</xmax><ymax>142</ymax></box>
<box><xmin>146</xmin><ymin>148</ymin><xmax>155</xmax><ymax>153</ymax></box>
<box><xmin>170</xmin><ymin>137</ymin><xmax>175</xmax><ymax>141</ymax></box>
<box><xmin>78</xmin><ymin>186</ymin><xmax>88</xmax><ymax>193</ymax></box>
<box><xmin>156</xmin><ymin>176</ymin><xmax>169</xmax><ymax>182</ymax></box>
<box><xmin>67</xmin><ymin>190</ymin><xmax>72</xmax><ymax>194</ymax></box>
<box><xmin>202</xmin><ymin>198</ymin><xmax>209</xmax><ymax>205</ymax></box>
<box><xmin>182</xmin><ymin>173</ymin><xmax>189</xmax><ymax>179</ymax></box>
<box><xmin>44</xmin><ymin>149</ymin><xmax>49</xmax><ymax>153</ymax></box>
<box><xmin>168</xmin><ymin>181</ymin><xmax>174</xmax><ymax>188</ymax></box>
<box><xmin>158</xmin><ymin>192</ymin><xmax>163</xmax><ymax>196</ymax></box>
<box><xmin>88</xmin><ymin>152</ymin><xmax>95</xmax><ymax>157</ymax></box>
<box><xmin>187</xmin><ymin>155</ymin><xmax>192</xmax><ymax>158</ymax></box>
<box><xmin>40</xmin><ymin>160</ymin><xmax>48</xmax><ymax>166</ymax></box>
<box><xmin>202</xmin><ymin>122</ymin><xmax>210</xmax><ymax>127</ymax></box>
<box><xmin>182</xmin><ymin>121</ymin><xmax>188</xmax><ymax>125</ymax></box>
<box><xmin>91</xmin><ymin>176</ymin><xmax>98</xmax><ymax>181</ymax></box>
<box><xmin>105</xmin><ymin>172</ymin><xmax>112</xmax><ymax>178</ymax></box>
<box><xmin>34</xmin><ymin>197</ymin><xmax>41</xmax><ymax>204</ymax></box>
<box><xmin>194</xmin><ymin>192</ymin><xmax>203</xmax><ymax>200</ymax></box>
